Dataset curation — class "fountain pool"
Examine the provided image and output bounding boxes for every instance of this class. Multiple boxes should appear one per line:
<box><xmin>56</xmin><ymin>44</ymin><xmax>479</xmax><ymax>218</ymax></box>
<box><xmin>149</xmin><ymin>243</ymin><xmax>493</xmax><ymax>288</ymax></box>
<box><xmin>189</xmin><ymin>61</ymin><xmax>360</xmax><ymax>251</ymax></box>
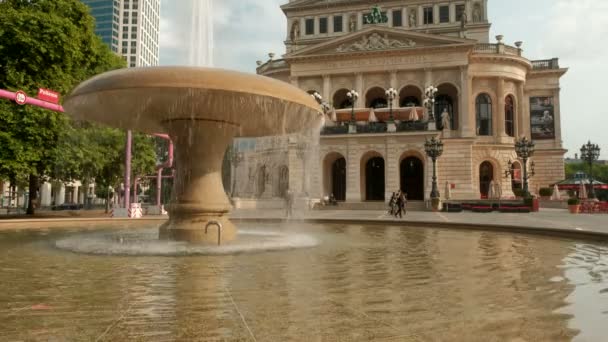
<box><xmin>1</xmin><ymin>222</ymin><xmax>607</xmax><ymax>341</ymax></box>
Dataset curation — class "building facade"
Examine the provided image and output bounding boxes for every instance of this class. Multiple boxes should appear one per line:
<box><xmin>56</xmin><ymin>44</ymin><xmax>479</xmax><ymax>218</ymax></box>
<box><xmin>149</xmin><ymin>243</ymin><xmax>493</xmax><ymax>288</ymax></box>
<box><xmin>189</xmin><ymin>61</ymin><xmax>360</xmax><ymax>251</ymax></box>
<box><xmin>82</xmin><ymin>0</ymin><xmax>160</xmax><ymax>67</ymax></box>
<box><xmin>233</xmin><ymin>0</ymin><xmax>568</xmax><ymax>206</ymax></box>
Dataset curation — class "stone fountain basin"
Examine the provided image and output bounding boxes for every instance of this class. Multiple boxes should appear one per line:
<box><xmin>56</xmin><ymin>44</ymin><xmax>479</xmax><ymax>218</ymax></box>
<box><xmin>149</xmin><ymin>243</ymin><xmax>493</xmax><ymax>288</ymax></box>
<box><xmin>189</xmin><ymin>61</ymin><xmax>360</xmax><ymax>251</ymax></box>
<box><xmin>63</xmin><ymin>66</ymin><xmax>322</xmax><ymax>244</ymax></box>
<box><xmin>64</xmin><ymin>66</ymin><xmax>321</xmax><ymax>137</ymax></box>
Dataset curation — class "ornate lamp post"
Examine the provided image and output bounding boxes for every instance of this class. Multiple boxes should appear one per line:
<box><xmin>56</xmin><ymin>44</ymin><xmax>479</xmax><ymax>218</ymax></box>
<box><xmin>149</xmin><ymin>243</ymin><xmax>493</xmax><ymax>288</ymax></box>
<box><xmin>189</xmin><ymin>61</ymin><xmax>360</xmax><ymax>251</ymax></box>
<box><xmin>346</xmin><ymin>89</ymin><xmax>359</xmax><ymax>123</ymax></box>
<box><xmin>424</xmin><ymin>137</ymin><xmax>444</xmax><ymax>200</ymax></box>
<box><xmin>514</xmin><ymin>137</ymin><xmax>535</xmax><ymax>197</ymax></box>
<box><xmin>312</xmin><ymin>91</ymin><xmax>331</xmax><ymax>116</ymax></box>
<box><xmin>423</xmin><ymin>85</ymin><xmax>438</xmax><ymax>130</ymax></box>
<box><xmin>580</xmin><ymin>141</ymin><xmax>601</xmax><ymax>199</ymax></box>
<box><xmin>385</xmin><ymin>87</ymin><xmax>398</xmax><ymax>122</ymax></box>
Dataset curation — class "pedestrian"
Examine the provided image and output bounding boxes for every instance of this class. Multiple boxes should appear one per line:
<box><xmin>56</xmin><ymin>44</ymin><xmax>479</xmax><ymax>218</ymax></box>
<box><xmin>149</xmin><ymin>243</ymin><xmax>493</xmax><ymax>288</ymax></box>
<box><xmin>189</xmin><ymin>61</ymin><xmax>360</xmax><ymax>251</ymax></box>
<box><xmin>395</xmin><ymin>191</ymin><xmax>404</xmax><ymax>218</ymax></box>
<box><xmin>401</xmin><ymin>192</ymin><xmax>407</xmax><ymax>216</ymax></box>
<box><xmin>388</xmin><ymin>192</ymin><xmax>397</xmax><ymax>215</ymax></box>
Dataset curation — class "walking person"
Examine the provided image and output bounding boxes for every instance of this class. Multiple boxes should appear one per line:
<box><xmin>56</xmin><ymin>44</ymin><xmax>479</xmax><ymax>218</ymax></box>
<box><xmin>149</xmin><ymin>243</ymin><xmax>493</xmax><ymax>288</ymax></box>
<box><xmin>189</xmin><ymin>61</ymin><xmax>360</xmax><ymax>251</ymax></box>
<box><xmin>400</xmin><ymin>192</ymin><xmax>407</xmax><ymax>216</ymax></box>
<box><xmin>285</xmin><ymin>189</ymin><xmax>294</xmax><ymax>218</ymax></box>
<box><xmin>395</xmin><ymin>191</ymin><xmax>404</xmax><ymax>218</ymax></box>
<box><xmin>388</xmin><ymin>192</ymin><xmax>397</xmax><ymax>215</ymax></box>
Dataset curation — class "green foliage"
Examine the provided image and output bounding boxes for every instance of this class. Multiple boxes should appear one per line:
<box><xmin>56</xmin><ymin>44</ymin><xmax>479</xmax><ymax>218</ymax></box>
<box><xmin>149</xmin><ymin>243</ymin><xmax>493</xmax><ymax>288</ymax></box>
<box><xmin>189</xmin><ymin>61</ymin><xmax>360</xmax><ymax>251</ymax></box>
<box><xmin>513</xmin><ymin>188</ymin><xmax>525</xmax><ymax>198</ymax></box>
<box><xmin>539</xmin><ymin>187</ymin><xmax>553</xmax><ymax>197</ymax></box>
<box><xmin>567</xmin><ymin>198</ymin><xmax>580</xmax><ymax>206</ymax></box>
<box><xmin>565</xmin><ymin>162</ymin><xmax>608</xmax><ymax>183</ymax></box>
<box><xmin>523</xmin><ymin>196</ymin><xmax>534</xmax><ymax>207</ymax></box>
<box><xmin>0</xmin><ymin>0</ymin><xmax>126</xmax><ymax>213</ymax></box>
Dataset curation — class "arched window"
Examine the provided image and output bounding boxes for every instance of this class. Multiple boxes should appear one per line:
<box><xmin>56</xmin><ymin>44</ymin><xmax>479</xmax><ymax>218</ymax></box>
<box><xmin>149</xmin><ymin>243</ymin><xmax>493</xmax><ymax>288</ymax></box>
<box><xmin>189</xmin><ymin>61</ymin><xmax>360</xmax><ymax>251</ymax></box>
<box><xmin>476</xmin><ymin>93</ymin><xmax>492</xmax><ymax>136</ymax></box>
<box><xmin>505</xmin><ymin>95</ymin><xmax>515</xmax><ymax>137</ymax></box>
<box><xmin>399</xmin><ymin>85</ymin><xmax>422</xmax><ymax>107</ymax></box>
<box><xmin>365</xmin><ymin>87</ymin><xmax>387</xmax><ymax>108</ymax></box>
<box><xmin>333</xmin><ymin>89</ymin><xmax>352</xmax><ymax>109</ymax></box>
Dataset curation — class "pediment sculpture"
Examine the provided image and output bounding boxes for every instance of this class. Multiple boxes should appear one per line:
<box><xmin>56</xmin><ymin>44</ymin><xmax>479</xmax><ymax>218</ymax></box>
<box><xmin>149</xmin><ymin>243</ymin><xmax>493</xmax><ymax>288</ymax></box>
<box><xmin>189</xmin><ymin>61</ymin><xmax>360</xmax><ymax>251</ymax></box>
<box><xmin>336</xmin><ymin>33</ymin><xmax>416</xmax><ymax>53</ymax></box>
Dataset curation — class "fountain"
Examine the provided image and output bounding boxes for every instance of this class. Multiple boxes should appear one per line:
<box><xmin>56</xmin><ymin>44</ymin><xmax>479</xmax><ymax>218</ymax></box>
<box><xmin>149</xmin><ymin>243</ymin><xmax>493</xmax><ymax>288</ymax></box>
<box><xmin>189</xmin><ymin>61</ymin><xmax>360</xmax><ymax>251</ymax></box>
<box><xmin>64</xmin><ymin>67</ymin><xmax>322</xmax><ymax>244</ymax></box>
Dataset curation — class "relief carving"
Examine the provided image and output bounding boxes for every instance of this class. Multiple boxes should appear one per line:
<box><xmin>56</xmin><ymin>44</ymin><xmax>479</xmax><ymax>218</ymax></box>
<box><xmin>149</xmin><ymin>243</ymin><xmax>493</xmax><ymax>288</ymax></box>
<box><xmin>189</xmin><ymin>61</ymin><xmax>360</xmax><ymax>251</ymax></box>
<box><xmin>336</xmin><ymin>33</ymin><xmax>416</xmax><ymax>52</ymax></box>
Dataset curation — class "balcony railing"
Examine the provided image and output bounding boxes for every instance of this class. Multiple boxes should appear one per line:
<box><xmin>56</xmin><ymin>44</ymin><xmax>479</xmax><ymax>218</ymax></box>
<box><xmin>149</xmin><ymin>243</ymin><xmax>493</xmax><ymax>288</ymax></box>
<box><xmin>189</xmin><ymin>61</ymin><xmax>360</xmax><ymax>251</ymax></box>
<box><xmin>473</xmin><ymin>43</ymin><xmax>521</xmax><ymax>56</ymax></box>
<box><xmin>531</xmin><ymin>58</ymin><xmax>560</xmax><ymax>70</ymax></box>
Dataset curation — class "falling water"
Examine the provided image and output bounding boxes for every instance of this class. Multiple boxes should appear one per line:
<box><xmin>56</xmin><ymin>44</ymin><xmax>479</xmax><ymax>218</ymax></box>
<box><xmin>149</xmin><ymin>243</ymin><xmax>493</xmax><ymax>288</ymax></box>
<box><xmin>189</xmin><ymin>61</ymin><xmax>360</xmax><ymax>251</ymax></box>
<box><xmin>189</xmin><ymin>0</ymin><xmax>214</xmax><ymax>67</ymax></box>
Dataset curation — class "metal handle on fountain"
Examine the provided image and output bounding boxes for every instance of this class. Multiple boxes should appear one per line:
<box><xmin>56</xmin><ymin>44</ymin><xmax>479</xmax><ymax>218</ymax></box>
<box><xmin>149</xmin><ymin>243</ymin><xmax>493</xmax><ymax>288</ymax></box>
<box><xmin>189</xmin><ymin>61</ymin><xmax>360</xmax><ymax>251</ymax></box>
<box><xmin>205</xmin><ymin>221</ymin><xmax>223</xmax><ymax>246</ymax></box>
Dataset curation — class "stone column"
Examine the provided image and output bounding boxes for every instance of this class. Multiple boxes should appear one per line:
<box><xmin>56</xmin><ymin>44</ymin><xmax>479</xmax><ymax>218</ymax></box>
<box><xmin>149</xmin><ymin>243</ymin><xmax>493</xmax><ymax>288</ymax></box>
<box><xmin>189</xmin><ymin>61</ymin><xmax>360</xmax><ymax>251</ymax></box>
<box><xmin>418</xmin><ymin>6</ymin><xmax>424</xmax><ymax>26</ymax></box>
<box><xmin>72</xmin><ymin>186</ymin><xmax>79</xmax><ymax>204</ymax></box>
<box><xmin>57</xmin><ymin>184</ymin><xmax>65</xmax><ymax>205</ymax></box>
<box><xmin>496</xmin><ymin>77</ymin><xmax>506</xmax><ymax>137</ymax></box>
<box><xmin>389</xmin><ymin>70</ymin><xmax>397</xmax><ymax>89</ymax></box>
<box><xmin>355</xmin><ymin>73</ymin><xmax>364</xmax><ymax>108</ymax></box>
<box><xmin>517</xmin><ymin>82</ymin><xmax>530</xmax><ymax>138</ymax></box>
<box><xmin>459</xmin><ymin>67</ymin><xmax>473</xmax><ymax>137</ymax></box>
<box><xmin>433</xmin><ymin>4</ymin><xmax>440</xmax><ymax>24</ymax></box>
<box><xmin>322</xmin><ymin>74</ymin><xmax>331</xmax><ymax>102</ymax></box>
<box><xmin>450</xmin><ymin>3</ymin><xmax>456</xmax><ymax>23</ymax></box>
<box><xmin>465</xmin><ymin>0</ymin><xmax>473</xmax><ymax>21</ymax></box>
<box><xmin>40</xmin><ymin>182</ymin><xmax>52</xmax><ymax>207</ymax></box>
<box><xmin>345</xmin><ymin>141</ymin><xmax>359</xmax><ymax>202</ymax></box>
<box><xmin>517</xmin><ymin>81</ymin><xmax>526</xmax><ymax>138</ymax></box>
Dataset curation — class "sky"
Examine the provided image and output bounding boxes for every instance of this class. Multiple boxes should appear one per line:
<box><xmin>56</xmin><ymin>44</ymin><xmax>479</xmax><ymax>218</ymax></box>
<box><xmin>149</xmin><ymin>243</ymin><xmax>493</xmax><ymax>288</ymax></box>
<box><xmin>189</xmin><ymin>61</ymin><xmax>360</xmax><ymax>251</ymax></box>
<box><xmin>160</xmin><ymin>0</ymin><xmax>608</xmax><ymax>159</ymax></box>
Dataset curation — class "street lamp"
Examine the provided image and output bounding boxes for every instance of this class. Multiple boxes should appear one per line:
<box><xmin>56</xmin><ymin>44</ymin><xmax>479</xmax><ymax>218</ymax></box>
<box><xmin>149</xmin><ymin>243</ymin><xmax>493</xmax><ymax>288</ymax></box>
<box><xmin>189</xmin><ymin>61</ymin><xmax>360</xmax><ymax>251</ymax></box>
<box><xmin>346</xmin><ymin>89</ymin><xmax>359</xmax><ymax>123</ymax></box>
<box><xmin>385</xmin><ymin>87</ymin><xmax>398</xmax><ymax>122</ymax></box>
<box><xmin>580</xmin><ymin>141</ymin><xmax>601</xmax><ymax>199</ymax></box>
<box><xmin>423</xmin><ymin>85</ymin><xmax>438</xmax><ymax>130</ymax></box>
<box><xmin>514</xmin><ymin>137</ymin><xmax>535</xmax><ymax>197</ymax></box>
<box><xmin>312</xmin><ymin>91</ymin><xmax>331</xmax><ymax>116</ymax></box>
<box><xmin>424</xmin><ymin>136</ymin><xmax>444</xmax><ymax>199</ymax></box>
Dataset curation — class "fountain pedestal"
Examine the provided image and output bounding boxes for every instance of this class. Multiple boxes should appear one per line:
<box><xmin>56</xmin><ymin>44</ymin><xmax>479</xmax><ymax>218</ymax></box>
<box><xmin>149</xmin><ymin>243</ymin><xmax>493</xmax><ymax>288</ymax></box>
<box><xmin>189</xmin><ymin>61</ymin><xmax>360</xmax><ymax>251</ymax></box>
<box><xmin>159</xmin><ymin>120</ymin><xmax>238</xmax><ymax>244</ymax></box>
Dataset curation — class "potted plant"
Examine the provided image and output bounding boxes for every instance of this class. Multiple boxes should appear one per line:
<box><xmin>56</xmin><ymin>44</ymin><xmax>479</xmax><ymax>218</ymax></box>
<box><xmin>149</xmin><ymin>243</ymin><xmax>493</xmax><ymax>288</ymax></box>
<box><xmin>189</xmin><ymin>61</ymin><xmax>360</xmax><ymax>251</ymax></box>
<box><xmin>567</xmin><ymin>198</ymin><xmax>580</xmax><ymax>214</ymax></box>
<box><xmin>539</xmin><ymin>187</ymin><xmax>553</xmax><ymax>200</ymax></box>
<box><xmin>513</xmin><ymin>188</ymin><xmax>525</xmax><ymax>199</ymax></box>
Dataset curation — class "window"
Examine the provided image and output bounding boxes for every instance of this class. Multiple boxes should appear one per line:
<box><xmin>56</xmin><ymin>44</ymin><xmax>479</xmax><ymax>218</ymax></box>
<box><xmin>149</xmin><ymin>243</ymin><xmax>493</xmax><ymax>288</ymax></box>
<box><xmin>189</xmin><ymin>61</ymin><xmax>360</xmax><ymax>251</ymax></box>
<box><xmin>476</xmin><ymin>94</ymin><xmax>493</xmax><ymax>136</ymax></box>
<box><xmin>333</xmin><ymin>15</ymin><xmax>343</xmax><ymax>32</ymax></box>
<box><xmin>122</xmin><ymin>48</ymin><xmax>128</xmax><ymax>54</ymax></box>
<box><xmin>392</xmin><ymin>9</ymin><xmax>403</xmax><ymax>27</ymax></box>
<box><xmin>305</xmin><ymin>18</ymin><xmax>314</xmax><ymax>35</ymax></box>
<box><xmin>439</xmin><ymin>6</ymin><xmax>450</xmax><ymax>23</ymax></box>
<box><xmin>505</xmin><ymin>95</ymin><xmax>515</xmax><ymax>137</ymax></box>
<box><xmin>319</xmin><ymin>17</ymin><xmax>328</xmax><ymax>34</ymax></box>
<box><xmin>456</xmin><ymin>4</ymin><xmax>466</xmax><ymax>22</ymax></box>
<box><xmin>423</xmin><ymin>7</ymin><xmax>433</xmax><ymax>24</ymax></box>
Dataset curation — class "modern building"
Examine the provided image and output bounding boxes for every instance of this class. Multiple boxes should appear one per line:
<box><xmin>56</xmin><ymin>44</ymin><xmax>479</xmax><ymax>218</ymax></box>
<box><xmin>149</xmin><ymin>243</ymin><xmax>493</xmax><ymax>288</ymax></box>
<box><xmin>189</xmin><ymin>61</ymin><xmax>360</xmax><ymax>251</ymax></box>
<box><xmin>232</xmin><ymin>0</ymin><xmax>568</xmax><ymax>208</ymax></box>
<box><xmin>82</xmin><ymin>0</ymin><xmax>161</xmax><ymax>67</ymax></box>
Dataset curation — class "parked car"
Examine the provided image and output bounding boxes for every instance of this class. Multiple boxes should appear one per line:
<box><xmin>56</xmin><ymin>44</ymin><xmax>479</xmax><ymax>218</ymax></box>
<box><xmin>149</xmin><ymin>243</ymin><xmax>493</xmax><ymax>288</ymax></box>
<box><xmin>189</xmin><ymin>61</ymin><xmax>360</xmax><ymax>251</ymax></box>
<box><xmin>51</xmin><ymin>203</ymin><xmax>83</xmax><ymax>211</ymax></box>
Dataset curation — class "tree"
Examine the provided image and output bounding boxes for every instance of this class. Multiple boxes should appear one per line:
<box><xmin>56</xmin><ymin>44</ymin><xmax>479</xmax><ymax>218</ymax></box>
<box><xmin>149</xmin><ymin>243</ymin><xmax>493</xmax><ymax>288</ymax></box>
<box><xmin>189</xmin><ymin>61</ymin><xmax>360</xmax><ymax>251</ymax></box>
<box><xmin>0</xmin><ymin>0</ymin><xmax>125</xmax><ymax>214</ymax></box>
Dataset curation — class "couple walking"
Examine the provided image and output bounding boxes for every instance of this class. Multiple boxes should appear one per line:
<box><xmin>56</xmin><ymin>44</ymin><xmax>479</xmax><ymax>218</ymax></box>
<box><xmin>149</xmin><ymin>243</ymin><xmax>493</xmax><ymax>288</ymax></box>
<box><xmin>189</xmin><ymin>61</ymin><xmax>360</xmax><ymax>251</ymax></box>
<box><xmin>389</xmin><ymin>191</ymin><xmax>407</xmax><ymax>218</ymax></box>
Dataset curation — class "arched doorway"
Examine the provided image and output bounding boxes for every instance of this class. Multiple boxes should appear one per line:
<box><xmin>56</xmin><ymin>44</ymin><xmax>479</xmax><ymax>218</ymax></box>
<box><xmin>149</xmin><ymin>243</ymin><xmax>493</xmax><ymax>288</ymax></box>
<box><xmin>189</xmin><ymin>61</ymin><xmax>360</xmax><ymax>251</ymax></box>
<box><xmin>479</xmin><ymin>161</ymin><xmax>494</xmax><ymax>198</ymax></box>
<box><xmin>365</xmin><ymin>157</ymin><xmax>385</xmax><ymax>201</ymax></box>
<box><xmin>365</xmin><ymin>87</ymin><xmax>387</xmax><ymax>108</ymax></box>
<box><xmin>331</xmin><ymin>158</ymin><xmax>346</xmax><ymax>201</ymax></box>
<box><xmin>277</xmin><ymin>166</ymin><xmax>289</xmax><ymax>198</ymax></box>
<box><xmin>400</xmin><ymin>157</ymin><xmax>424</xmax><ymax>200</ymax></box>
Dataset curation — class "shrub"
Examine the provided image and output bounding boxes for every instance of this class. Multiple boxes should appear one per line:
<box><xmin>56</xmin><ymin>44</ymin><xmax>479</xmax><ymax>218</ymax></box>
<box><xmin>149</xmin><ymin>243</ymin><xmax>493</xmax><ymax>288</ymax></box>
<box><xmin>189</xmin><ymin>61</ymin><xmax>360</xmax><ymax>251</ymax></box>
<box><xmin>513</xmin><ymin>188</ymin><xmax>525</xmax><ymax>198</ymax></box>
<box><xmin>539</xmin><ymin>187</ymin><xmax>553</xmax><ymax>197</ymax></box>
<box><xmin>523</xmin><ymin>196</ymin><xmax>534</xmax><ymax>207</ymax></box>
<box><xmin>567</xmin><ymin>198</ymin><xmax>580</xmax><ymax>206</ymax></box>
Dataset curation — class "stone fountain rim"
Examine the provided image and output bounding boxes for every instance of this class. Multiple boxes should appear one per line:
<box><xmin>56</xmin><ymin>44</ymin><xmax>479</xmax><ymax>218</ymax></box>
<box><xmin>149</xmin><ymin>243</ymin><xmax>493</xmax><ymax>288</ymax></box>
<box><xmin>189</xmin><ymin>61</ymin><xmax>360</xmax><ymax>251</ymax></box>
<box><xmin>65</xmin><ymin>66</ymin><xmax>321</xmax><ymax>112</ymax></box>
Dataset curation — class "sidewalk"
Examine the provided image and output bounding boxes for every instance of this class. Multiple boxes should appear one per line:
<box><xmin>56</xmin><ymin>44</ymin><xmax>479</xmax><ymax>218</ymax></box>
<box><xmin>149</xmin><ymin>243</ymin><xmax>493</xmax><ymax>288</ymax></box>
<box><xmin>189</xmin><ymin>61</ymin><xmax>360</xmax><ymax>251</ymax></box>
<box><xmin>1</xmin><ymin>208</ymin><xmax>607</xmax><ymax>239</ymax></box>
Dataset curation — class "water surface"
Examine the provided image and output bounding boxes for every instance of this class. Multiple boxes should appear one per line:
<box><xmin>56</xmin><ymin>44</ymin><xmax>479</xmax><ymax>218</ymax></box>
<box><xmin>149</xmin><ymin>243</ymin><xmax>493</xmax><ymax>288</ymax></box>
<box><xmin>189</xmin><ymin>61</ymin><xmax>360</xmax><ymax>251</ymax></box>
<box><xmin>1</xmin><ymin>223</ymin><xmax>607</xmax><ymax>341</ymax></box>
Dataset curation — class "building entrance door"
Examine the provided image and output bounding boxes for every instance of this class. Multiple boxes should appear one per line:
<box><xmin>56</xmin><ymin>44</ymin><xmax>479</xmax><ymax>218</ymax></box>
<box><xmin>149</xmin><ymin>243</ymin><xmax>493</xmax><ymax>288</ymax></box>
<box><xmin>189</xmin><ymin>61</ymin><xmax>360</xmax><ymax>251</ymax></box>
<box><xmin>331</xmin><ymin>157</ymin><xmax>346</xmax><ymax>201</ymax></box>
<box><xmin>400</xmin><ymin>157</ymin><xmax>424</xmax><ymax>200</ymax></box>
<box><xmin>479</xmin><ymin>161</ymin><xmax>494</xmax><ymax>198</ymax></box>
<box><xmin>365</xmin><ymin>157</ymin><xmax>385</xmax><ymax>201</ymax></box>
